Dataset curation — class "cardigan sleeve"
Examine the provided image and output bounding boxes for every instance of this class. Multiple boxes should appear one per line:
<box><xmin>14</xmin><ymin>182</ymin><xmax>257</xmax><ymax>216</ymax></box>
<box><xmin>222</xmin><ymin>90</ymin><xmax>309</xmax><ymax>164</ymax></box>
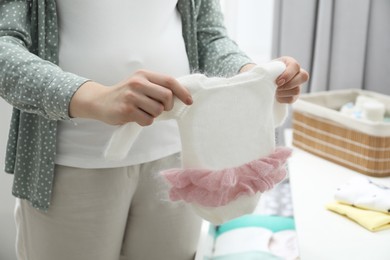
<box><xmin>0</xmin><ymin>0</ymin><xmax>89</xmax><ymax>121</ymax></box>
<box><xmin>196</xmin><ymin>0</ymin><xmax>253</xmax><ymax>77</ymax></box>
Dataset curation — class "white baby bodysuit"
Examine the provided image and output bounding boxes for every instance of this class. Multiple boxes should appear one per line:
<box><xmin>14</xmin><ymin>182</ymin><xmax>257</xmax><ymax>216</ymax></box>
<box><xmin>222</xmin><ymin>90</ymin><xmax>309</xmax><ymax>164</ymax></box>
<box><xmin>335</xmin><ymin>176</ymin><xmax>390</xmax><ymax>213</ymax></box>
<box><xmin>105</xmin><ymin>61</ymin><xmax>291</xmax><ymax>224</ymax></box>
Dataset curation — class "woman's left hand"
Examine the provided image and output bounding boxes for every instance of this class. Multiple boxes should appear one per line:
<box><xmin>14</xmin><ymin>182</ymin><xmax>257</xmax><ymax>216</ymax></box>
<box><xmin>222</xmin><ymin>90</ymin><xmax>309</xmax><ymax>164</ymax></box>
<box><xmin>240</xmin><ymin>56</ymin><xmax>309</xmax><ymax>104</ymax></box>
<box><xmin>274</xmin><ymin>56</ymin><xmax>309</xmax><ymax>104</ymax></box>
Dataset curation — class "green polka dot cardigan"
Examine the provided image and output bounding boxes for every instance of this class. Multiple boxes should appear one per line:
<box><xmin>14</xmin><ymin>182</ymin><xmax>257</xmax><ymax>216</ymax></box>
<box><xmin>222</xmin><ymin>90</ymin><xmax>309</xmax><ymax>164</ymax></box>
<box><xmin>0</xmin><ymin>0</ymin><xmax>252</xmax><ymax>211</ymax></box>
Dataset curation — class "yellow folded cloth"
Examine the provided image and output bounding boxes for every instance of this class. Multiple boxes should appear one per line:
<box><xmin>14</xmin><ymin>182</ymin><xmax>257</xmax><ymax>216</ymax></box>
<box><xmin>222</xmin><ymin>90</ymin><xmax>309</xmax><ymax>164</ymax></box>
<box><xmin>326</xmin><ymin>202</ymin><xmax>390</xmax><ymax>232</ymax></box>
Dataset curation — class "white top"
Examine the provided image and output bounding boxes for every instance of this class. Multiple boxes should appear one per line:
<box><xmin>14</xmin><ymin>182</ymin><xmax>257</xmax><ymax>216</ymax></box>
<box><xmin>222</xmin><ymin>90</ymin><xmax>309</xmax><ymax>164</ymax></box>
<box><xmin>55</xmin><ymin>0</ymin><xmax>190</xmax><ymax>168</ymax></box>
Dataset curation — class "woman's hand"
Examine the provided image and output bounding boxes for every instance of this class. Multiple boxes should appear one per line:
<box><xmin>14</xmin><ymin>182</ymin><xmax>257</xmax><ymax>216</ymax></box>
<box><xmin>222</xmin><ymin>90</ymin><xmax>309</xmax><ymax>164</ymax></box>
<box><xmin>240</xmin><ymin>56</ymin><xmax>309</xmax><ymax>104</ymax></box>
<box><xmin>274</xmin><ymin>56</ymin><xmax>309</xmax><ymax>103</ymax></box>
<box><xmin>69</xmin><ymin>70</ymin><xmax>193</xmax><ymax>125</ymax></box>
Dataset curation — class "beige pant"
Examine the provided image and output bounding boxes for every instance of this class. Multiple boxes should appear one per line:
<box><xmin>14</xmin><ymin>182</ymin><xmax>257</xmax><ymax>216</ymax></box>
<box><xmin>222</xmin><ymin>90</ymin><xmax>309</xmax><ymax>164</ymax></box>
<box><xmin>14</xmin><ymin>153</ymin><xmax>202</xmax><ymax>260</ymax></box>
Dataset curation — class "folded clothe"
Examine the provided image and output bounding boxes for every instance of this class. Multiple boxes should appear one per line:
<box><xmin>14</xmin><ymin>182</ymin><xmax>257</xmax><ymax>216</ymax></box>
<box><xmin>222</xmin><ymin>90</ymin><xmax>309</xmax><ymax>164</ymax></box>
<box><xmin>216</xmin><ymin>215</ymin><xmax>296</xmax><ymax>235</ymax></box>
<box><xmin>326</xmin><ymin>201</ymin><xmax>390</xmax><ymax>232</ymax></box>
<box><xmin>213</xmin><ymin>228</ymin><xmax>298</xmax><ymax>260</ymax></box>
<box><xmin>211</xmin><ymin>251</ymin><xmax>282</xmax><ymax>260</ymax></box>
<box><xmin>162</xmin><ymin>147</ymin><xmax>291</xmax><ymax>207</ymax></box>
<box><xmin>269</xmin><ymin>230</ymin><xmax>299</xmax><ymax>260</ymax></box>
<box><xmin>213</xmin><ymin>227</ymin><xmax>273</xmax><ymax>257</ymax></box>
<box><xmin>334</xmin><ymin>176</ymin><xmax>390</xmax><ymax>214</ymax></box>
<box><xmin>212</xmin><ymin>215</ymin><xmax>299</xmax><ymax>260</ymax></box>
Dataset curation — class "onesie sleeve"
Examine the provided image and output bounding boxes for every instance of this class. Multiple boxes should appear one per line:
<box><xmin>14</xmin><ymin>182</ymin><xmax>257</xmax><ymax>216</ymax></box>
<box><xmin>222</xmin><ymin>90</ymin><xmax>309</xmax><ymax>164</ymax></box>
<box><xmin>0</xmin><ymin>1</ymin><xmax>89</xmax><ymax>121</ymax></box>
<box><xmin>273</xmin><ymin>102</ymin><xmax>288</xmax><ymax>127</ymax></box>
<box><xmin>196</xmin><ymin>0</ymin><xmax>253</xmax><ymax>77</ymax></box>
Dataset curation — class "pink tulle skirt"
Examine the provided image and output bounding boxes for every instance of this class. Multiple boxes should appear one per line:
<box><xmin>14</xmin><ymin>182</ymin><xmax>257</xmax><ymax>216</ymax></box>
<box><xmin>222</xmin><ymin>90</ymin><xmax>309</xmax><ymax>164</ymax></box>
<box><xmin>161</xmin><ymin>147</ymin><xmax>292</xmax><ymax>207</ymax></box>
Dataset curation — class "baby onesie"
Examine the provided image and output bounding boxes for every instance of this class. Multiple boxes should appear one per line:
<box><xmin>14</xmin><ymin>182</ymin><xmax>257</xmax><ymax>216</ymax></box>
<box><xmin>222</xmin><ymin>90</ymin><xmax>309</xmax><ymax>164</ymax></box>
<box><xmin>105</xmin><ymin>61</ymin><xmax>292</xmax><ymax>224</ymax></box>
<box><xmin>334</xmin><ymin>176</ymin><xmax>390</xmax><ymax>213</ymax></box>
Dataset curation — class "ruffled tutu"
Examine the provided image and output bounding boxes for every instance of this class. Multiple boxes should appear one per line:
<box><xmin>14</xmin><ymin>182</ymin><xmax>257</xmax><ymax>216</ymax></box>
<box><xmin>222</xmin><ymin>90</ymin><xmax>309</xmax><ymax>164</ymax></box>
<box><xmin>161</xmin><ymin>147</ymin><xmax>292</xmax><ymax>207</ymax></box>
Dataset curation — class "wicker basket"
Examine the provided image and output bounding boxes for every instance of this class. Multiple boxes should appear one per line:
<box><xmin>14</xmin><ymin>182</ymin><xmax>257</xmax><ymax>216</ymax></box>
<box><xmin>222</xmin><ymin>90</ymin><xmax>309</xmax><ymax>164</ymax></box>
<box><xmin>292</xmin><ymin>89</ymin><xmax>390</xmax><ymax>177</ymax></box>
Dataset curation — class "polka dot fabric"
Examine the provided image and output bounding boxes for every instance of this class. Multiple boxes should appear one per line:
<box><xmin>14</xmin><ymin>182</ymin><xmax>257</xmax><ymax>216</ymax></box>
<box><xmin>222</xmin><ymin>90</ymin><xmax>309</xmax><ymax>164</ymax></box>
<box><xmin>177</xmin><ymin>0</ymin><xmax>252</xmax><ymax>77</ymax></box>
<box><xmin>0</xmin><ymin>0</ymin><xmax>252</xmax><ymax>211</ymax></box>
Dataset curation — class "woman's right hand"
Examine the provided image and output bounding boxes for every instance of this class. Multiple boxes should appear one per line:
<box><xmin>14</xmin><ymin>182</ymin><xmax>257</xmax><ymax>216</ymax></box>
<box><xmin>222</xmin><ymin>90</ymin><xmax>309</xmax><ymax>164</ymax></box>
<box><xmin>69</xmin><ymin>70</ymin><xmax>193</xmax><ymax>125</ymax></box>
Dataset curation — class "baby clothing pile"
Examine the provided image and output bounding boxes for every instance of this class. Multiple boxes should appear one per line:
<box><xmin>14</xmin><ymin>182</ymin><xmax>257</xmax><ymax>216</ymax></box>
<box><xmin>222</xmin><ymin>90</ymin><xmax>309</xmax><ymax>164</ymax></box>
<box><xmin>210</xmin><ymin>215</ymin><xmax>299</xmax><ymax>260</ymax></box>
<box><xmin>326</xmin><ymin>176</ymin><xmax>390</xmax><ymax>231</ymax></box>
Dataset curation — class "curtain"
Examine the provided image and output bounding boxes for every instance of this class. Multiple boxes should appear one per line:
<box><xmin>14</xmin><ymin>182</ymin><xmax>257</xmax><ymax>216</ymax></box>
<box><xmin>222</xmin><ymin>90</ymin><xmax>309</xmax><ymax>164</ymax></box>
<box><xmin>272</xmin><ymin>0</ymin><xmax>390</xmax><ymax>95</ymax></box>
<box><xmin>221</xmin><ymin>0</ymin><xmax>274</xmax><ymax>64</ymax></box>
<box><xmin>272</xmin><ymin>0</ymin><xmax>390</xmax><ymax>145</ymax></box>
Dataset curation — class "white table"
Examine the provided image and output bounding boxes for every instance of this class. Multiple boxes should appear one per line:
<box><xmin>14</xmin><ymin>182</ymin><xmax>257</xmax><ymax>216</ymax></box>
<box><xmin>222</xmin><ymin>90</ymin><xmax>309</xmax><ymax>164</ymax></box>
<box><xmin>286</xmin><ymin>129</ymin><xmax>390</xmax><ymax>260</ymax></box>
